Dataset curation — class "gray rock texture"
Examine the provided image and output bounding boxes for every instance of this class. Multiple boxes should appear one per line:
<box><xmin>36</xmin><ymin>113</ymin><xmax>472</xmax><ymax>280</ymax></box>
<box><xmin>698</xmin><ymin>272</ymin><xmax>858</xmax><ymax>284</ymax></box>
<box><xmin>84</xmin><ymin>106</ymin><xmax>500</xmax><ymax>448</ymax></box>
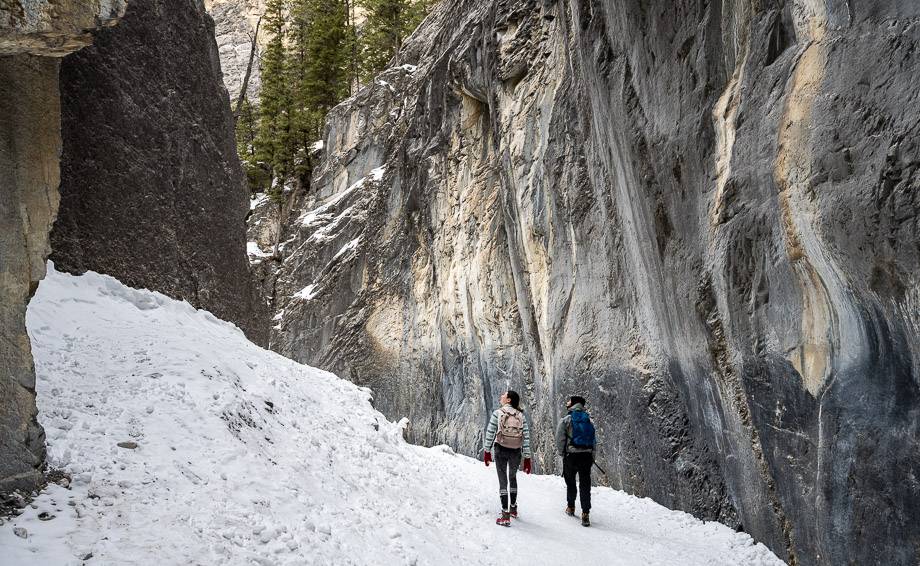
<box><xmin>52</xmin><ymin>0</ymin><xmax>269</xmax><ymax>345</ymax></box>
<box><xmin>0</xmin><ymin>0</ymin><xmax>126</xmax><ymax>494</ymax></box>
<box><xmin>206</xmin><ymin>0</ymin><xmax>265</xmax><ymax>104</ymax></box>
<box><xmin>0</xmin><ymin>55</ymin><xmax>57</xmax><ymax>494</ymax></box>
<box><xmin>0</xmin><ymin>0</ymin><xmax>125</xmax><ymax>56</ymax></box>
<box><xmin>265</xmin><ymin>1</ymin><xmax>920</xmax><ymax>564</ymax></box>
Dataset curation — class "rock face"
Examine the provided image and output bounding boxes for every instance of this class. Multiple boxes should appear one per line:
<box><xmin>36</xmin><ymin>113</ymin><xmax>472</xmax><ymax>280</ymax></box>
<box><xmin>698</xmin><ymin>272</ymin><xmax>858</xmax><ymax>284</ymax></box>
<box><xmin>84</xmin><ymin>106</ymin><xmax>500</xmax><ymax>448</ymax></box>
<box><xmin>51</xmin><ymin>0</ymin><xmax>269</xmax><ymax>345</ymax></box>
<box><xmin>0</xmin><ymin>0</ymin><xmax>125</xmax><ymax>56</ymax></box>
<box><xmin>0</xmin><ymin>0</ymin><xmax>126</xmax><ymax>493</ymax></box>
<box><xmin>266</xmin><ymin>1</ymin><xmax>920</xmax><ymax>564</ymax></box>
<box><xmin>0</xmin><ymin>55</ymin><xmax>58</xmax><ymax>494</ymax></box>
<box><xmin>207</xmin><ymin>0</ymin><xmax>266</xmax><ymax>104</ymax></box>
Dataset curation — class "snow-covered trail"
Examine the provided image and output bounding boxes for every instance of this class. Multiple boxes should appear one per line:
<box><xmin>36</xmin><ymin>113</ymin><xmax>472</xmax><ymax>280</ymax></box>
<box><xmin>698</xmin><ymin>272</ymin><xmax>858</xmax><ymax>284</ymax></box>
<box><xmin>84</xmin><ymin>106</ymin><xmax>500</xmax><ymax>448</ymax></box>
<box><xmin>0</xmin><ymin>266</ymin><xmax>785</xmax><ymax>566</ymax></box>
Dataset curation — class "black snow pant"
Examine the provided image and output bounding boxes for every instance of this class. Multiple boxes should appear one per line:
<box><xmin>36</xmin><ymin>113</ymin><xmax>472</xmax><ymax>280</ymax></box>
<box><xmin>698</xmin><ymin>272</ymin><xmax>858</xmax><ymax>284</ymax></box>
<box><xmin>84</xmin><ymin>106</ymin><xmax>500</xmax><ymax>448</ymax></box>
<box><xmin>494</xmin><ymin>444</ymin><xmax>522</xmax><ymax>511</ymax></box>
<box><xmin>563</xmin><ymin>451</ymin><xmax>593</xmax><ymax>512</ymax></box>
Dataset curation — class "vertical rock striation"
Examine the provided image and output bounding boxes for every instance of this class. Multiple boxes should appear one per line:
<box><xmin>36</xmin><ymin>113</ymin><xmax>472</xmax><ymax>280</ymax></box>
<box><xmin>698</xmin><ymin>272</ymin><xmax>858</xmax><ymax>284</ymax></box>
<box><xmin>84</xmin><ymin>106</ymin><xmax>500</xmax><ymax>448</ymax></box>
<box><xmin>51</xmin><ymin>0</ymin><xmax>268</xmax><ymax>344</ymax></box>
<box><xmin>265</xmin><ymin>0</ymin><xmax>920</xmax><ymax>564</ymax></box>
<box><xmin>0</xmin><ymin>0</ymin><xmax>126</xmax><ymax>493</ymax></box>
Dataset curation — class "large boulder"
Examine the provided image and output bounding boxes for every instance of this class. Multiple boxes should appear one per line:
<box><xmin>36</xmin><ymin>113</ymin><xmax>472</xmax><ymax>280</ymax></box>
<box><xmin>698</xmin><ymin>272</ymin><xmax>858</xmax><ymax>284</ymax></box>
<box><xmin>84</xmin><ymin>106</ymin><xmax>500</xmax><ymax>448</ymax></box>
<box><xmin>52</xmin><ymin>0</ymin><xmax>268</xmax><ymax>344</ymax></box>
<box><xmin>266</xmin><ymin>1</ymin><xmax>920</xmax><ymax>564</ymax></box>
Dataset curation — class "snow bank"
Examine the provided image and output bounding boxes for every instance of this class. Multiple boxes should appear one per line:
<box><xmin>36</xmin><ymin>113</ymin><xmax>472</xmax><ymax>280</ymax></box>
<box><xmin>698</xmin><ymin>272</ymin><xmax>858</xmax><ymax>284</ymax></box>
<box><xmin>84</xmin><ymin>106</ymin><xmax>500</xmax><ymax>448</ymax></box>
<box><xmin>247</xmin><ymin>241</ymin><xmax>272</xmax><ymax>259</ymax></box>
<box><xmin>0</xmin><ymin>265</ymin><xmax>785</xmax><ymax>566</ymax></box>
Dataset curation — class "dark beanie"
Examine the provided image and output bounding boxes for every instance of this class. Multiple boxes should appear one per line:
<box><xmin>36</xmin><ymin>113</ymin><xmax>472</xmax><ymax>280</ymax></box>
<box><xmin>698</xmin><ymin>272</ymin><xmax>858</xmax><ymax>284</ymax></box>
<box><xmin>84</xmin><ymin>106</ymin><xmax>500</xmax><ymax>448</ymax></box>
<box><xmin>570</xmin><ymin>395</ymin><xmax>587</xmax><ymax>406</ymax></box>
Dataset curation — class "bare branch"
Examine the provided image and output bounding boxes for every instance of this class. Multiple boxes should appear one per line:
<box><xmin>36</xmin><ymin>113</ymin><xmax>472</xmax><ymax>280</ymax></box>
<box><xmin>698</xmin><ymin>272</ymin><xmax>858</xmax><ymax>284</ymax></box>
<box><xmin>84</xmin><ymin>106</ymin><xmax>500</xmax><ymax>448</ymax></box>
<box><xmin>234</xmin><ymin>15</ymin><xmax>263</xmax><ymax>119</ymax></box>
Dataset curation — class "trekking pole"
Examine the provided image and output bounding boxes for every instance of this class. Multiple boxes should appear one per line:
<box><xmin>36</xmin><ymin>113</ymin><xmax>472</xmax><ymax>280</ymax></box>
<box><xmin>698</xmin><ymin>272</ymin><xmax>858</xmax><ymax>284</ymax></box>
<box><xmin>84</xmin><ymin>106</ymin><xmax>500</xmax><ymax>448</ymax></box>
<box><xmin>593</xmin><ymin>461</ymin><xmax>608</xmax><ymax>475</ymax></box>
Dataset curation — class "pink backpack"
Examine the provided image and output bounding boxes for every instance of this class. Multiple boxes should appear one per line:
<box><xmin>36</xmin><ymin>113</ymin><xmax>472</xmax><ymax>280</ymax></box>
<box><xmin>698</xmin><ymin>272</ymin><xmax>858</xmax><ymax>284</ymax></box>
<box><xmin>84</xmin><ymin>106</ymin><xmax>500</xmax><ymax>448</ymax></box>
<box><xmin>496</xmin><ymin>406</ymin><xmax>524</xmax><ymax>449</ymax></box>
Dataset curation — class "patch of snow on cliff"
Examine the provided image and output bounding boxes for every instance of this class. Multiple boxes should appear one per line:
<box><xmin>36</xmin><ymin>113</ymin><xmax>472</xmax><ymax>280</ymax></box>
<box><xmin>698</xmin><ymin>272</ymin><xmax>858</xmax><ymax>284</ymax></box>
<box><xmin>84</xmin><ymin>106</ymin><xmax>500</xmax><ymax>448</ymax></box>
<box><xmin>370</xmin><ymin>166</ymin><xmax>386</xmax><ymax>181</ymax></box>
<box><xmin>294</xmin><ymin>284</ymin><xmax>318</xmax><ymax>301</ymax></box>
<box><xmin>308</xmin><ymin>207</ymin><xmax>355</xmax><ymax>243</ymax></box>
<box><xmin>375</xmin><ymin>79</ymin><xmax>395</xmax><ymax>92</ymax></box>
<box><xmin>297</xmin><ymin>178</ymin><xmax>365</xmax><ymax>229</ymax></box>
<box><xmin>246</xmin><ymin>241</ymin><xmax>271</xmax><ymax>258</ymax></box>
<box><xmin>332</xmin><ymin>237</ymin><xmax>362</xmax><ymax>261</ymax></box>
<box><xmin>1</xmin><ymin>265</ymin><xmax>787</xmax><ymax>566</ymax></box>
<box><xmin>249</xmin><ymin>193</ymin><xmax>268</xmax><ymax>210</ymax></box>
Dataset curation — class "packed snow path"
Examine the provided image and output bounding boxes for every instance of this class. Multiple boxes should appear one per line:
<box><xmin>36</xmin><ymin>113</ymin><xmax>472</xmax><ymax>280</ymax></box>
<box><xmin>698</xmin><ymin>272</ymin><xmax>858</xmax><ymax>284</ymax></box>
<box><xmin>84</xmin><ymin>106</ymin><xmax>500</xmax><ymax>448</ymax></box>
<box><xmin>1</xmin><ymin>266</ymin><xmax>785</xmax><ymax>566</ymax></box>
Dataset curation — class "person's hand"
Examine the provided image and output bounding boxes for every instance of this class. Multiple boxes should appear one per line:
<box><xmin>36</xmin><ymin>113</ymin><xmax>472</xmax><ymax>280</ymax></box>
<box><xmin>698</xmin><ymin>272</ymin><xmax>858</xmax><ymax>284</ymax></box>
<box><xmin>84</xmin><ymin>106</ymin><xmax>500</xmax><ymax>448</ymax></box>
<box><xmin>483</xmin><ymin>451</ymin><xmax>492</xmax><ymax>466</ymax></box>
<box><xmin>523</xmin><ymin>458</ymin><xmax>532</xmax><ymax>474</ymax></box>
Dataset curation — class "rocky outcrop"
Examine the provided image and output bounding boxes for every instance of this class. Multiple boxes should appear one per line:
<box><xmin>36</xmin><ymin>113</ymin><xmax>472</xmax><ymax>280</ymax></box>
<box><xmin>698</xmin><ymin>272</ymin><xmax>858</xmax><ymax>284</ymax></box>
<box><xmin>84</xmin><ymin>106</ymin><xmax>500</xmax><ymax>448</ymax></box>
<box><xmin>266</xmin><ymin>1</ymin><xmax>920</xmax><ymax>564</ymax></box>
<box><xmin>51</xmin><ymin>0</ymin><xmax>269</xmax><ymax>345</ymax></box>
<box><xmin>0</xmin><ymin>0</ymin><xmax>125</xmax><ymax>56</ymax></box>
<box><xmin>0</xmin><ymin>0</ymin><xmax>126</xmax><ymax>494</ymax></box>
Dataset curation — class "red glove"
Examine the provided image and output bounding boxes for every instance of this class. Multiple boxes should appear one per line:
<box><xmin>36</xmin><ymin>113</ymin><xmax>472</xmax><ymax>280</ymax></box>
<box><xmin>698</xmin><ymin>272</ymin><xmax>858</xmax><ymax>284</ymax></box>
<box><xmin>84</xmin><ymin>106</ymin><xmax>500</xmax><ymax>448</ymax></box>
<box><xmin>484</xmin><ymin>451</ymin><xmax>492</xmax><ymax>466</ymax></box>
<box><xmin>523</xmin><ymin>458</ymin><xmax>532</xmax><ymax>474</ymax></box>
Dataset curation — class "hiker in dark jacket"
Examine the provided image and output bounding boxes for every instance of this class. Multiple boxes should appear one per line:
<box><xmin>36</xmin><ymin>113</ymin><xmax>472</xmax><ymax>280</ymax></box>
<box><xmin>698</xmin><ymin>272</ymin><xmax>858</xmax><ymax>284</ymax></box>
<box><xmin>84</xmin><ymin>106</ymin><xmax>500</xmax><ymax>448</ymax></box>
<box><xmin>555</xmin><ymin>395</ymin><xmax>596</xmax><ymax>527</ymax></box>
<box><xmin>483</xmin><ymin>390</ymin><xmax>533</xmax><ymax>527</ymax></box>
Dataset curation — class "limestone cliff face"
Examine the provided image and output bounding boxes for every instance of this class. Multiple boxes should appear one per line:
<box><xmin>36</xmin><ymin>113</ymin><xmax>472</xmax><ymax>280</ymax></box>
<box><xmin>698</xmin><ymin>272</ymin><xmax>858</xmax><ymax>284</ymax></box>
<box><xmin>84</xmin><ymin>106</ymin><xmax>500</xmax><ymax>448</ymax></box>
<box><xmin>265</xmin><ymin>1</ymin><xmax>920</xmax><ymax>564</ymax></box>
<box><xmin>206</xmin><ymin>0</ymin><xmax>266</xmax><ymax>104</ymax></box>
<box><xmin>51</xmin><ymin>0</ymin><xmax>269</xmax><ymax>345</ymax></box>
<box><xmin>0</xmin><ymin>0</ymin><xmax>126</xmax><ymax>493</ymax></box>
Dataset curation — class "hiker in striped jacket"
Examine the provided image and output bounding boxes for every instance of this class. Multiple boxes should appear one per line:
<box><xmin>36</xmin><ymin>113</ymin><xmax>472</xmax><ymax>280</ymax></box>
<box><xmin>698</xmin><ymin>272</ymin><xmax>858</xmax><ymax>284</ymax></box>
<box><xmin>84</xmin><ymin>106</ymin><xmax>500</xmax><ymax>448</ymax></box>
<box><xmin>482</xmin><ymin>389</ymin><xmax>533</xmax><ymax>526</ymax></box>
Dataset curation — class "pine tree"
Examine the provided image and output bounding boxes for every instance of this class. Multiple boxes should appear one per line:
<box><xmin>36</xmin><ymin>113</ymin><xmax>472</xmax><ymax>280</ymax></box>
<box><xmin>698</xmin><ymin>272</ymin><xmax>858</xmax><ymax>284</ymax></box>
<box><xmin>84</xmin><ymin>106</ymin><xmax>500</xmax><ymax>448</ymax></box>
<box><xmin>357</xmin><ymin>0</ymin><xmax>432</xmax><ymax>82</ymax></box>
<box><xmin>253</xmin><ymin>0</ymin><xmax>294</xmax><ymax>200</ymax></box>
<box><xmin>240</xmin><ymin>0</ymin><xmax>430</xmax><ymax>197</ymax></box>
<box><xmin>289</xmin><ymin>0</ymin><xmax>352</xmax><ymax>181</ymax></box>
<box><xmin>235</xmin><ymin>99</ymin><xmax>271</xmax><ymax>194</ymax></box>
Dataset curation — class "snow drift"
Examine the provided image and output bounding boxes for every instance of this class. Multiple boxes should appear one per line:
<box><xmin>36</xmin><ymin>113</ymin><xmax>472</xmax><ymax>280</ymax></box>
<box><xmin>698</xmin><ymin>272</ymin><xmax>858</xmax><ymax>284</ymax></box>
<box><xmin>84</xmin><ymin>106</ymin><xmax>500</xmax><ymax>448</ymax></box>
<box><xmin>0</xmin><ymin>265</ymin><xmax>784</xmax><ymax>565</ymax></box>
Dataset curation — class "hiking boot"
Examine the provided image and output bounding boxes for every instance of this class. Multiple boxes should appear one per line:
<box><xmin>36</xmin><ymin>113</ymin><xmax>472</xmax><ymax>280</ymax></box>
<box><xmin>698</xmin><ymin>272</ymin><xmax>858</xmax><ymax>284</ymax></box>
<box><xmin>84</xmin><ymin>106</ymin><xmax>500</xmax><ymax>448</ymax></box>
<box><xmin>565</xmin><ymin>506</ymin><xmax>576</xmax><ymax>517</ymax></box>
<box><xmin>509</xmin><ymin>505</ymin><xmax>518</xmax><ymax>518</ymax></box>
<box><xmin>496</xmin><ymin>511</ymin><xmax>511</xmax><ymax>527</ymax></box>
<box><xmin>581</xmin><ymin>512</ymin><xmax>591</xmax><ymax>527</ymax></box>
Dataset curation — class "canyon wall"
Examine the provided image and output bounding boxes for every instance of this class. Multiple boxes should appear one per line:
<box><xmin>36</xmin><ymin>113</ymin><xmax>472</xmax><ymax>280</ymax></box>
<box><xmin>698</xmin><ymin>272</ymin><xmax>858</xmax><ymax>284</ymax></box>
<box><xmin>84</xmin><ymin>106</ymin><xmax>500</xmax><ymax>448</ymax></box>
<box><xmin>265</xmin><ymin>1</ymin><xmax>920</xmax><ymax>564</ymax></box>
<box><xmin>207</xmin><ymin>0</ymin><xmax>266</xmax><ymax>104</ymax></box>
<box><xmin>51</xmin><ymin>0</ymin><xmax>268</xmax><ymax>344</ymax></box>
<box><xmin>0</xmin><ymin>0</ymin><xmax>126</xmax><ymax>493</ymax></box>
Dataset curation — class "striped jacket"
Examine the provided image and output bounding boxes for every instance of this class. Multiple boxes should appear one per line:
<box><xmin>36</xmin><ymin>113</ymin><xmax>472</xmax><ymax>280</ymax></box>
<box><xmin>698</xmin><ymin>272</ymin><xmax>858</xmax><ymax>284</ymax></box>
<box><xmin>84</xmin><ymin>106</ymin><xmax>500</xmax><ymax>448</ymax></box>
<box><xmin>483</xmin><ymin>404</ymin><xmax>533</xmax><ymax>458</ymax></box>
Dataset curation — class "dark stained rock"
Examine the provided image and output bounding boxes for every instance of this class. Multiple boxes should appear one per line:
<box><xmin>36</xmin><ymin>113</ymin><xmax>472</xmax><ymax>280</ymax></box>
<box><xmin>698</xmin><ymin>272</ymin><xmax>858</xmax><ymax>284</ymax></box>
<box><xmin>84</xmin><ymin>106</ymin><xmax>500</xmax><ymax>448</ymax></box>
<box><xmin>265</xmin><ymin>1</ymin><xmax>920</xmax><ymax>564</ymax></box>
<box><xmin>52</xmin><ymin>0</ymin><xmax>268</xmax><ymax>345</ymax></box>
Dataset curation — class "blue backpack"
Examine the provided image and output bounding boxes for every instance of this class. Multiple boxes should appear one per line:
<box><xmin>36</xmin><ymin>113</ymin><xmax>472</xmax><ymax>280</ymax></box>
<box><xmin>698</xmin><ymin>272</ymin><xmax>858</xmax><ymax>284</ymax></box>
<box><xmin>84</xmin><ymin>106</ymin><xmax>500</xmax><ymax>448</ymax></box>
<box><xmin>569</xmin><ymin>411</ymin><xmax>596</xmax><ymax>448</ymax></box>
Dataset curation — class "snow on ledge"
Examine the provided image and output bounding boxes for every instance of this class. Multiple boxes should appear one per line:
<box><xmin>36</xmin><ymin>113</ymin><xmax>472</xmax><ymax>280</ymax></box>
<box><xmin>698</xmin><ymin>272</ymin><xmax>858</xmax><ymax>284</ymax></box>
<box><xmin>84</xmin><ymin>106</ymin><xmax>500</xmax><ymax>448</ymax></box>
<box><xmin>294</xmin><ymin>283</ymin><xmax>318</xmax><ymax>301</ymax></box>
<box><xmin>247</xmin><ymin>241</ymin><xmax>272</xmax><ymax>258</ymax></box>
<box><xmin>249</xmin><ymin>193</ymin><xmax>269</xmax><ymax>210</ymax></box>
